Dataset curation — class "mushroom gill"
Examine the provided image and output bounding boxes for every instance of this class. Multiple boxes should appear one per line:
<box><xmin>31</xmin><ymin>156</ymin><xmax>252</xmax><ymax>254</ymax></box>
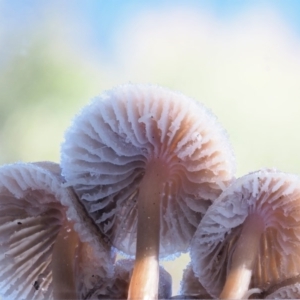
<box><xmin>0</xmin><ymin>162</ymin><xmax>70</xmax><ymax>299</ymax></box>
<box><xmin>61</xmin><ymin>84</ymin><xmax>235</xmax><ymax>298</ymax></box>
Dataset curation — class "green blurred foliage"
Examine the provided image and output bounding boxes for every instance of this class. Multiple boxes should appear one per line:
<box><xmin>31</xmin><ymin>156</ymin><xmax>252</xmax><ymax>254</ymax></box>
<box><xmin>0</xmin><ymin>34</ymin><xmax>110</xmax><ymax>164</ymax></box>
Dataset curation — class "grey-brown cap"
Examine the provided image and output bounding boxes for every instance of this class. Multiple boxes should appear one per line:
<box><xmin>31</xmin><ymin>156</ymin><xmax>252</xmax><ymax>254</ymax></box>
<box><xmin>61</xmin><ymin>84</ymin><xmax>235</xmax><ymax>257</ymax></box>
<box><xmin>190</xmin><ymin>169</ymin><xmax>300</xmax><ymax>298</ymax></box>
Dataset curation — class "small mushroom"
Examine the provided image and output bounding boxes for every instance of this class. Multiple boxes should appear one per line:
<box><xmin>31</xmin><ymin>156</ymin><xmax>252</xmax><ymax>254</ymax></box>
<box><xmin>175</xmin><ymin>262</ymin><xmax>212</xmax><ymax>299</ymax></box>
<box><xmin>0</xmin><ymin>162</ymin><xmax>72</xmax><ymax>299</ymax></box>
<box><xmin>0</xmin><ymin>162</ymin><xmax>114</xmax><ymax>300</ymax></box>
<box><xmin>191</xmin><ymin>169</ymin><xmax>300</xmax><ymax>299</ymax></box>
<box><xmin>61</xmin><ymin>84</ymin><xmax>235</xmax><ymax>299</ymax></box>
<box><xmin>75</xmin><ymin>240</ymin><xmax>116</xmax><ymax>299</ymax></box>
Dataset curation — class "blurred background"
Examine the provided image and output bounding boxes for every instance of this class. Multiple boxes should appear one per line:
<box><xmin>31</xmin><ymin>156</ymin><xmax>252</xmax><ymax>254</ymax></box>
<box><xmin>1</xmin><ymin>0</ymin><xmax>300</xmax><ymax>295</ymax></box>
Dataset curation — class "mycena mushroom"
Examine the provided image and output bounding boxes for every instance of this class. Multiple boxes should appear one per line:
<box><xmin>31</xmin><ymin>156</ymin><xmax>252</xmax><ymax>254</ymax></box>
<box><xmin>0</xmin><ymin>162</ymin><xmax>114</xmax><ymax>300</ymax></box>
<box><xmin>191</xmin><ymin>169</ymin><xmax>300</xmax><ymax>299</ymax></box>
<box><xmin>75</xmin><ymin>239</ymin><xmax>116</xmax><ymax>299</ymax></box>
<box><xmin>174</xmin><ymin>262</ymin><xmax>212</xmax><ymax>299</ymax></box>
<box><xmin>0</xmin><ymin>162</ymin><xmax>77</xmax><ymax>299</ymax></box>
<box><xmin>61</xmin><ymin>84</ymin><xmax>235</xmax><ymax>299</ymax></box>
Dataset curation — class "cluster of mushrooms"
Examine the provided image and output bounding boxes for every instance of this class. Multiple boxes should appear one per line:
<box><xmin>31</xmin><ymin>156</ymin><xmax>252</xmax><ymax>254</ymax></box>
<box><xmin>0</xmin><ymin>84</ymin><xmax>299</xmax><ymax>300</ymax></box>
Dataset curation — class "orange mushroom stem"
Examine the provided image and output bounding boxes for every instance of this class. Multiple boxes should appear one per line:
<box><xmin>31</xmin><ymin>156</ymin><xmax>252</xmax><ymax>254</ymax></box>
<box><xmin>128</xmin><ymin>159</ymin><xmax>169</xmax><ymax>300</ymax></box>
<box><xmin>220</xmin><ymin>213</ymin><xmax>265</xmax><ymax>299</ymax></box>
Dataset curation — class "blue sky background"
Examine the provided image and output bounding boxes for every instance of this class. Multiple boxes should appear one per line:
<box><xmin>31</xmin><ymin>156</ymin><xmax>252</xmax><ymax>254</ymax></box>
<box><xmin>1</xmin><ymin>0</ymin><xmax>300</xmax><ymax>62</ymax></box>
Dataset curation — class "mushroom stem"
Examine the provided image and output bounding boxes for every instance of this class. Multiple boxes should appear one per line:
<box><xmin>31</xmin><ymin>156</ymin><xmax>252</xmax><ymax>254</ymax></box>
<box><xmin>220</xmin><ymin>214</ymin><xmax>264</xmax><ymax>299</ymax></box>
<box><xmin>128</xmin><ymin>159</ymin><xmax>168</xmax><ymax>300</ymax></box>
<box><xmin>52</xmin><ymin>216</ymin><xmax>79</xmax><ymax>300</ymax></box>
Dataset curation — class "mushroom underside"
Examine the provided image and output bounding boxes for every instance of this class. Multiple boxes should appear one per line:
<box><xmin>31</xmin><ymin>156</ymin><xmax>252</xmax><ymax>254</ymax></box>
<box><xmin>191</xmin><ymin>170</ymin><xmax>300</xmax><ymax>298</ymax></box>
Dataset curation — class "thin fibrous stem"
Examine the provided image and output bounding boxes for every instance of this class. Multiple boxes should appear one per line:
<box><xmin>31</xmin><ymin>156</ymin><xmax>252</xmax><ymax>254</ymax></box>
<box><xmin>220</xmin><ymin>214</ymin><xmax>265</xmax><ymax>299</ymax></box>
<box><xmin>128</xmin><ymin>159</ymin><xmax>168</xmax><ymax>300</ymax></box>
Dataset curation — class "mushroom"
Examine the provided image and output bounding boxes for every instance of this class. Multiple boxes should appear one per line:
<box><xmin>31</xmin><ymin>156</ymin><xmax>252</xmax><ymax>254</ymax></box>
<box><xmin>0</xmin><ymin>162</ymin><xmax>114</xmax><ymax>299</ymax></box>
<box><xmin>174</xmin><ymin>262</ymin><xmax>212</xmax><ymax>299</ymax></box>
<box><xmin>75</xmin><ymin>240</ymin><xmax>116</xmax><ymax>299</ymax></box>
<box><xmin>0</xmin><ymin>161</ymin><xmax>73</xmax><ymax>299</ymax></box>
<box><xmin>190</xmin><ymin>169</ymin><xmax>300</xmax><ymax>299</ymax></box>
<box><xmin>61</xmin><ymin>84</ymin><xmax>235</xmax><ymax>299</ymax></box>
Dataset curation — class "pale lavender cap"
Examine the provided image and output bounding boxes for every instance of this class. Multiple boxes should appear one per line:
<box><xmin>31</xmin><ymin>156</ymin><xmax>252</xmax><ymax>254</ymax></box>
<box><xmin>191</xmin><ymin>169</ymin><xmax>300</xmax><ymax>297</ymax></box>
<box><xmin>0</xmin><ymin>162</ymin><xmax>114</xmax><ymax>300</ymax></box>
<box><xmin>61</xmin><ymin>84</ymin><xmax>236</xmax><ymax>257</ymax></box>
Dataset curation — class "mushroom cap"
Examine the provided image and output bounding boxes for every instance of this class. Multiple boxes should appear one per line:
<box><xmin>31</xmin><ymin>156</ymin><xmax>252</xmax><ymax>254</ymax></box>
<box><xmin>0</xmin><ymin>162</ymin><xmax>114</xmax><ymax>300</ymax></box>
<box><xmin>61</xmin><ymin>84</ymin><xmax>235</xmax><ymax>257</ymax></box>
<box><xmin>0</xmin><ymin>162</ymin><xmax>66</xmax><ymax>299</ymax></box>
<box><xmin>190</xmin><ymin>169</ymin><xmax>300</xmax><ymax>297</ymax></box>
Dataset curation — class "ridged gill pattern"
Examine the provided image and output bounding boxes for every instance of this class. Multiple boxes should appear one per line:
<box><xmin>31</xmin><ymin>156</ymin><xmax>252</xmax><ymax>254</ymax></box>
<box><xmin>191</xmin><ymin>169</ymin><xmax>300</xmax><ymax>297</ymax></box>
<box><xmin>0</xmin><ymin>162</ymin><xmax>66</xmax><ymax>300</ymax></box>
<box><xmin>61</xmin><ymin>84</ymin><xmax>235</xmax><ymax>256</ymax></box>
